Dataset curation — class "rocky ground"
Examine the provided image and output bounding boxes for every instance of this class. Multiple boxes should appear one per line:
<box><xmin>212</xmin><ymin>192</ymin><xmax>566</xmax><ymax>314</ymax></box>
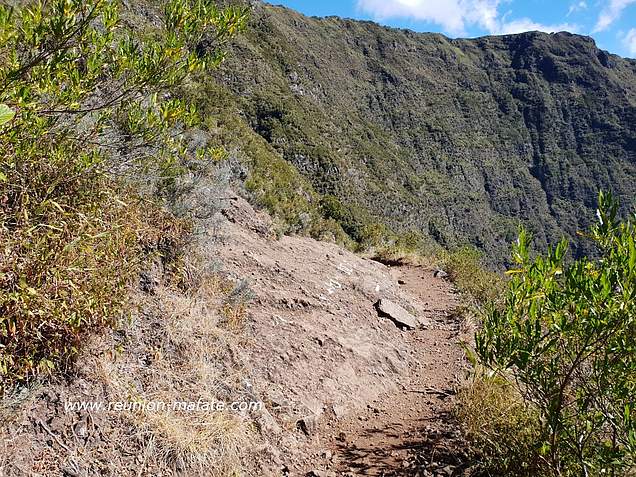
<box><xmin>0</xmin><ymin>195</ymin><xmax>473</xmax><ymax>476</ymax></box>
<box><xmin>214</xmin><ymin>196</ymin><xmax>473</xmax><ymax>476</ymax></box>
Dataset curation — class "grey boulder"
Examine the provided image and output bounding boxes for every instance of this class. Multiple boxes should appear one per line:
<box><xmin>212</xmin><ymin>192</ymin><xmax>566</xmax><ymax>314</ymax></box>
<box><xmin>375</xmin><ymin>299</ymin><xmax>418</xmax><ymax>330</ymax></box>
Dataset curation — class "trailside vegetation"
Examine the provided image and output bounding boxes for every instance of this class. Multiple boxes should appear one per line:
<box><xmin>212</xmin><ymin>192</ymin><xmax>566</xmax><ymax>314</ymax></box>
<box><xmin>0</xmin><ymin>0</ymin><xmax>247</xmax><ymax>391</ymax></box>
<box><xmin>465</xmin><ymin>192</ymin><xmax>636</xmax><ymax>476</ymax></box>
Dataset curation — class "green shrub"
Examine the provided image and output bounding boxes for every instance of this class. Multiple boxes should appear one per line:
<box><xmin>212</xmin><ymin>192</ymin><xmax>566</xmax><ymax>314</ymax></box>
<box><xmin>319</xmin><ymin>194</ymin><xmax>399</xmax><ymax>249</ymax></box>
<box><xmin>0</xmin><ymin>0</ymin><xmax>247</xmax><ymax>392</ymax></box>
<box><xmin>442</xmin><ymin>246</ymin><xmax>505</xmax><ymax>304</ymax></box>
<box><xmin>473</xmin><ymin>191</ymin><xmax>636</xmax><ymax>476</ymax></box>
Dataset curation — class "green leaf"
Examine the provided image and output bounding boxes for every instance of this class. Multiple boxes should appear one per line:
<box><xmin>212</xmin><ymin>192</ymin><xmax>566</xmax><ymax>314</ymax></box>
<box><xmin>628</xmin><ymin>234</ymin><xmax>635</xmax><ymax>272</ymax></box>
<box><xmin>0</xmin><ymin>103</ymin><xmax>14</xmax><ymax>125</ymax></box>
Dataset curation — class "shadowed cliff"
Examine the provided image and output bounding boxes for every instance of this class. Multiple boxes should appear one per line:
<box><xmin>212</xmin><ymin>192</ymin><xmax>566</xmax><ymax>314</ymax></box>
<box><xmin>208</xmin><ymin>2</ymin><xmax>636</xmax><ymax>265</ymax></box>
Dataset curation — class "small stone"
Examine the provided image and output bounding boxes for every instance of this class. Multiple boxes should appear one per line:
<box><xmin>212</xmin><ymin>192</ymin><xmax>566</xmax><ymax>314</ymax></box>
<box><xmin>332</xmin><ymin>403</ymin><xmax>347</xmax><ymax>419</ymax></box>
<box><xmin>73</xmin><ymin>419</ymin><xmax>88</xmax><ymax>438</ymax></box>
<box><xmin>175</xmin><ymin>456</ymin><xmax>186</xmax><ymax>472</ymax></box>
<box><xmin>255</xmin><ymin>407</ymin><xmax>282</xmax><ymax>435</ymax></box>
<box><xmin>442</xmin><ymin>465</ymin><xmax>455</xmax><ymax>476</ymax></box>
<box><xmin>306</xmin><ymin>470</ymin><xmax>326</xmax><ymax>477</ymax></box>
<box><xmin>433</xmin><ymin>269</ymin><xmax>448</xmax><ymax>278</ymax></box>
<box><xmin>297</xmin><ymin>415</ymin><xmax>318</xmax><ymax>436</ymax></box>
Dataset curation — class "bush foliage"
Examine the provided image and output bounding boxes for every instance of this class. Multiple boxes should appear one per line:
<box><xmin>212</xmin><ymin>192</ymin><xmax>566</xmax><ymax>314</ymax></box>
<box><xmin>442</xmin><ymin>246</ymin><xmax>505</xmax><ymax>304</ymax></box>
<box><xmin>0</xmin><ymin>0</ymin><xmax>247</xmax><ymax>391</ymax></box>
<box><xmin>473</xmin><ymin>192</ymin><xmax>636</xmax><ymax>475</ymax></box>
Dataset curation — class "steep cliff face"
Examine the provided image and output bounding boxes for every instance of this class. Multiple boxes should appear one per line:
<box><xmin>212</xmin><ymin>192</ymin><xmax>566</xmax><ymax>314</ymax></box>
<box><xmin>211</xmin><ymin>2</ymin><xmax>636</xmax><ymax>264</ymax></box>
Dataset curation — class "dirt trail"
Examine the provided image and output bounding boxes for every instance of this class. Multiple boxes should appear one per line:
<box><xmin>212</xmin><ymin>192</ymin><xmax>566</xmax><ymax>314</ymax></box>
<box><xmin>314</xmin><ymin>265</ymin><xmax>469</xmax><ymax>477</ymax></box>
<box><xmin>214</xmin><ymin>197</ymin><xmax>472</xmax><ymax>476</ymax></box>
<box><xmin>0</xmin><ymin>195</ymin><xmax>471</xmax><ymax>477</ymax></box>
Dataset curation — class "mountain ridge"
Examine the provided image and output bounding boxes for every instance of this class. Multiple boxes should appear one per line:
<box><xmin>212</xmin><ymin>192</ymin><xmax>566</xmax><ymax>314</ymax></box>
<box><xmin>268</xmin><ymin>3</ymin><xmax>626</xmax><ymax>58</ymax></box>
<box><xmin>206</xmin><ymin>2</ymin><xmax>636</xmax><ymax>265</ymax></box>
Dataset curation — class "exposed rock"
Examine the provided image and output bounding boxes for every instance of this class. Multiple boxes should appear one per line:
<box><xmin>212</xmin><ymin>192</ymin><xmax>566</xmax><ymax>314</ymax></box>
<box><xmin>297</xmin><ymin>414</ymin><xmax>319</xmax><ymax>436</ymax></box>
<box><xmin>255</xmin><ymin>407</ymin><xmax>282</xmax><ymax>436</ymax></box>
<box><xmin>433</xmin><ymin>269</ymin><xmax>448</xmax><ymax>279</ymax></box>
<box><xmin>306</xmin><ymin>470</ymin><xmax>327</xmax><ymax>477</ymax></box>
<box><xmin>375</xmin><ymin>299</ymin><xmax>418</xmax><ymax>330</ymax></box>
<box><xmin>174</xmin><ymin>456</ymin><xmax>186</xmax><ymax>472</ymax></box>
<box><xmin>332</xmin><ymin>403</ymin><xmax>347</xmax><ymax>419</ymax></box>
<box><xmin>307</xmin><ymin>471</ymin><xmax>337</xmax><ymax>477</ymax></box>
<box><xmin>441</xmin><ymin>464</ymin><xmax>455</xmax><ymax>476</ymax></box>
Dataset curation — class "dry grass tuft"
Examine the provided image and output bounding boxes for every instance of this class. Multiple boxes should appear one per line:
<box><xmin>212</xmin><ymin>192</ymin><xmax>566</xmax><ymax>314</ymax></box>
<box><xmin>55</xmin><ymin>254</ymin><xmax>260</xmax><ymax>476</ymax></box>
<box><xmin>114</xmin><ymin>274</ymin><xmax>254</xmax><ymax>475</ymax></box>
<box><xmin>132</xmin><ymin>404</ymin><xmax>246</xmax><ymax>475</ymax></box>
<box><xmin>221</xmin><ymin>303</ymin><xmax>248</xmax><ymax>331</ymax></box>
<box><xmin>456</xmin><ymin>372</ymin><xmax>543</xmax><ymax>476</ymax></box>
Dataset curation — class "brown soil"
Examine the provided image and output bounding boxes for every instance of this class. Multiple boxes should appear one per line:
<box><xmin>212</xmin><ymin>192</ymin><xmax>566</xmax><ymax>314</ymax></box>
<box><xmin>0</xmin><ymin>195</ymin><xmax>472</xmax><ymax>477</ymax></box>
<box><xmin>310</xmin><ymin>265</ymin><xmax>470</xmax><ymax>477</ymax></box>
<box><xmin>215</xmin><ymin>197</ymin><xmax>472</xmax><ymax>476</ymax></box>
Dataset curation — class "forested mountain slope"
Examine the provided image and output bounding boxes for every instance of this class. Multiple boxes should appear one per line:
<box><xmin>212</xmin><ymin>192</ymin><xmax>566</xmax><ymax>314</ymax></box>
<box><xmin>209</xmin><ymin>2</ymin><xmax>636</xmax><ymax>264</ymax></box>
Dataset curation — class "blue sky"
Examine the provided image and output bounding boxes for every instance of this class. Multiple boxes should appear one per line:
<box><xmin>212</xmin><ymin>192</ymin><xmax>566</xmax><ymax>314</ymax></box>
<box><xmin>271</xmin><ymin>0</ymin><xmax>636</xmax><ymax>58</ymax></box>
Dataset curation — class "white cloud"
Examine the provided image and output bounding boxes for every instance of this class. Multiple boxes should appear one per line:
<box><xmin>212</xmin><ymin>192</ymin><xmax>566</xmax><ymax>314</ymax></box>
<box><xmin>623</xmin><ymin>28</ymin><xmax>636</xmax><ymax>55</ymax></box>
<box><xmin>567</xmin><ymin>1</ymin><xmax>587</xmax><ymax>17</ymax></box>
<box><xmin>355</xmin><ymin>0</ymin><xmax>499</xmax><ymax>35</ymax></box>
<box><xmin>496</xmin><ymin>18</ymin><xmax>579</xmax><ymax>35</ymax></box>
<box><xmin>593</xmin><ymin>0</ymin><xmax>636</xmax><ymax>32</ymax></box>
<box><xmin>463</xmin><ymin>0</ymin><xmax>501</xmax><ymax>32</ymax></box>
<box><xmin>356</xmin><ymin>0</ymin><xmax>577</xmax><ymax>36</ymax></box>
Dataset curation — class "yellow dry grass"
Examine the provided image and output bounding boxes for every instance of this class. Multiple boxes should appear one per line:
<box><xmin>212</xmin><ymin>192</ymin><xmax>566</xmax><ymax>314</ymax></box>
<box><xmin>71</xmin><ymin>257</ymin><xmax>257</xmax><ymax>476</ymax></box>
<box><xmin>456</xmin><ymin>372</ymin><xmax>542</xmax><ymax>476</ymax></box>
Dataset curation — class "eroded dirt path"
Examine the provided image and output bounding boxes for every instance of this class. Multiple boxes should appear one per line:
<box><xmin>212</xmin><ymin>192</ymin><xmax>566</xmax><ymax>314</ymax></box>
<box><xmin>214</xmin><ymin>197</ymin><xmax>472</xmax><ymax>476</ymax></box>
<box><xmin>0</xmin><ymin>195</ymin><xmax>471</xmax><ymax>477</ymax></box>
<box><xmin>307</xmin><ymin>266</ymin><xmax>470</xmax><ymax>477</ymax></box>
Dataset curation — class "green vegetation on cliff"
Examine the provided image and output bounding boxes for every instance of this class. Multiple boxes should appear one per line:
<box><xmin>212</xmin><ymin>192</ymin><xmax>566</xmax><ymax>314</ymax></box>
<box><xmin>205</xmin><ymin>3</ymin><xmax>636</xmax><ymax>265</ymax></box>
